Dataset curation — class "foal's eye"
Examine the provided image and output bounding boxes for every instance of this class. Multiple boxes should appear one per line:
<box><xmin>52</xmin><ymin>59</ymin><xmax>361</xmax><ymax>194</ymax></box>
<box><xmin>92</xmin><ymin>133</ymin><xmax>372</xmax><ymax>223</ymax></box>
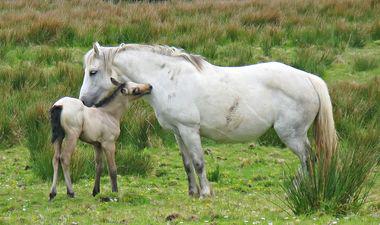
<box><xmin>89</xmin><ymin>70</ymin><xmax>98</xmax><ymax>76</ymax></box>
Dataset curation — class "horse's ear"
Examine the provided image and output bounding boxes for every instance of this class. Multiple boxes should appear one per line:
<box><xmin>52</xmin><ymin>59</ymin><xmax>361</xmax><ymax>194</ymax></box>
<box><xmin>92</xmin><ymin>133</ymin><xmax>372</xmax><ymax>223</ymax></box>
<box><xmin>110</xmin><ymin>77</ymin><xmax>122</xmax><ymax>86</ymax></box>
<box><xmin>93</xmin><ymin>42</ymin><xmax>101</xmax><ymax>56</ymax></box>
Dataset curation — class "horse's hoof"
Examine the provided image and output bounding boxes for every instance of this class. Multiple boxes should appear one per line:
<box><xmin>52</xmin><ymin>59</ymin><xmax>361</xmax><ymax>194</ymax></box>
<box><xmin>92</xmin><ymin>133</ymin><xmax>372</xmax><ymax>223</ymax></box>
<box><xmin>189</xmin><ymin>190</ymin><xmax>200</xmax><ymax>198</ymax></box>
<box><xmin>199</xmin><ymin>193</ymin><xmax>212</xmax><ymax>199</ymax></box>
<box><xmin>199</xmin><ymin>187</ymin><xmax>213</xmax><ymax>199</ymax></box>
<box><xmin>188</xmin><ymin>186</ymin><xmax>200</xmax><ymax>197</ymax></box>
<box><xmin>67</xmin><ymin>191</ymin><xmax>75</xmax><ymax>198</ymax></box>
<box><xmin>49</xmin><ymin>192</ymin><xmax>56</xmax><ymax>201</ymax></box>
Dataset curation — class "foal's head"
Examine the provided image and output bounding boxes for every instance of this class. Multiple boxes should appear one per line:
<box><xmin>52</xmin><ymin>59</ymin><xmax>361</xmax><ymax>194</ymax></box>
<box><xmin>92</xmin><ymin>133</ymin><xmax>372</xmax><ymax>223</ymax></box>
<box><xmin>112</xmin><ymin>77</ymin><xmax>153</xmax><ymax>100</ymax></box>
<box><xmin>94</xmin><ymin>78</ymin><xmax>152</xmax><ymax>108</ymax></box>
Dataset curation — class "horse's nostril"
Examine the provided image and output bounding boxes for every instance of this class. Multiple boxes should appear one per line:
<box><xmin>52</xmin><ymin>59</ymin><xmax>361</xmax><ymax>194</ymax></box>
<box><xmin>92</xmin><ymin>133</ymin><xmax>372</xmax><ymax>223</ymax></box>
<box><xmin>149</xmin><ymin>85</ymin><xmax>153</xmax><ymax>90</ymax></box>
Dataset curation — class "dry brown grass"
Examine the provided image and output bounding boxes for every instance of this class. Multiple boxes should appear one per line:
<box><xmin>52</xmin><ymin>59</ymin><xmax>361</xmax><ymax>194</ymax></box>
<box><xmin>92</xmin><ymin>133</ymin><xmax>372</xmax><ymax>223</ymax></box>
<box><xmin>0</xmin><ymin>0</ymin><xmax>377</xmax><ymax>47</ymax></box>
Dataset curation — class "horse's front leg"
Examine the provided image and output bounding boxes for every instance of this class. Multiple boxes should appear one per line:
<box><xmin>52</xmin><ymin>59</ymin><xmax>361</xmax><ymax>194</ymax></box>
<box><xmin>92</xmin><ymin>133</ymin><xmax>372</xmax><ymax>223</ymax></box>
<box><xmin>92</xmin><ymin>144</ymin><xmax>103</xmax><ymax>196</ymax></box>
<box><xmin>102</xmin><ymin>142</ymin><xmax>118</xmax><ymax>193</ymax></box>
<box><xmin>174</xmin><ymin>133</ymin><xmax>199</xmax><ymax>197</ymax></box>
<box><xmin>177</xmin><ymin>125</ymin><xmax>212</xmax><ymax>198</ymax></box>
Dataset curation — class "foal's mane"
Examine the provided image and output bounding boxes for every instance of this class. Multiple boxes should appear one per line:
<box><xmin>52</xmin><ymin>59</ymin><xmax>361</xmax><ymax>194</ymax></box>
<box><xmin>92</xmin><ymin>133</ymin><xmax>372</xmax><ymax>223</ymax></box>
<box><xmin>115</xmin><ymin>44</ymin><xmax>205</xmax><ymax>71</ymax></box>
<box><xmin>94</xmin><ymin>83</ymin><xmax>126</xmax><ymax>108</ymax></box>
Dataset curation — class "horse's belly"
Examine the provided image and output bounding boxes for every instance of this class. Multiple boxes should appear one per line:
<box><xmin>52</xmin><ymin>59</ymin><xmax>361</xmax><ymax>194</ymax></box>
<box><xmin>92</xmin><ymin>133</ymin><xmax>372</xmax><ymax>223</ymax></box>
<box><xmin>199</xmin><ymin>115</ymin><xmax>272</xmax><ymax>143</ymax></box>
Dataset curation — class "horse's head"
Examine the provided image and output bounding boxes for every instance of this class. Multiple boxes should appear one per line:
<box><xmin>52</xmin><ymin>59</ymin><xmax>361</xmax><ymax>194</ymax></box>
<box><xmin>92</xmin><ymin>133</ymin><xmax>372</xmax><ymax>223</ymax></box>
<box><xmin>79</xmin><ymin>42</ymin><xmax>124</xmax><ymax>106</ymax></box>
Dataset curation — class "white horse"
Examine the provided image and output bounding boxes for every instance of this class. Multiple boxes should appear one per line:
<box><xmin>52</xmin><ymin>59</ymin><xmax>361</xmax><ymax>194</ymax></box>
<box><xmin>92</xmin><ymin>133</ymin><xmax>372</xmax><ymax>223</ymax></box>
<box><xmin>49</xmin><ymin>78</ymin><xmax>152</xmax><ymax>200</ymax></box>
<box><xmin>79</xmin><ymin>42</ymin><xmax>337</xmax><ymax>198</ymax></box>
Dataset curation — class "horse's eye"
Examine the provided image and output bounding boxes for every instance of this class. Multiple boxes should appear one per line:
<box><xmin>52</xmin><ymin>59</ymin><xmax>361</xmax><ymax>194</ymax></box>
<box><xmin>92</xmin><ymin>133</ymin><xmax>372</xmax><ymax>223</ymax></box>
<box><xmin>89</xmin><ymin>70</ymin><xmax>97</xmax><ymax>76</ymax></box>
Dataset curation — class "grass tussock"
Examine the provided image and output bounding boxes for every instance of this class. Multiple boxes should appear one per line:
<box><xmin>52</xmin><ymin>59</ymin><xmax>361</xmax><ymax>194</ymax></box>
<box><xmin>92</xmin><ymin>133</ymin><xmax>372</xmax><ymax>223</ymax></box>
<box><xmin>282</xmin><ymin>145</ymin><xmax>377</xmax><ymax>215</ymax></box>
<box><xmin>291</xmin><ymin>46</ymin><xmax>335</xmax><ymax>77</ymax></box>
<box><xmin>352</xmin><ymin>54</ymin><xmax>379</xmax><ymax>72</ymax></box>
<box><xmin>282</xmin><ymin>78</ymin><xmax>379</xmax><ymax>215</ymax></box>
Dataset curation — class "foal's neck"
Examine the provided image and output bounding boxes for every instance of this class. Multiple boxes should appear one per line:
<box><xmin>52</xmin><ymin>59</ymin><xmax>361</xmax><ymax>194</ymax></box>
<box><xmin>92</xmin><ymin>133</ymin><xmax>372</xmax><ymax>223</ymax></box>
<box><xmin>98</xmin><ymin>97</ymin><xmax>128</xmax><ymax>122</ymax></box>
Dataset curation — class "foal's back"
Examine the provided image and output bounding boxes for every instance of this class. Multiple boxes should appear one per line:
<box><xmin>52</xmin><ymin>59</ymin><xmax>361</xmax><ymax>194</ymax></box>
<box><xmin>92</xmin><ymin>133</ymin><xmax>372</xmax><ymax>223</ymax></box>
<box><xmin>53</xmin><ymin>97</ymin><xmax>119</xmax><ymax>143</ymax></box>
<box><xmin>53</xmin><ymin>97</ymin><xmax>85</xmax><ymax>136</ymax></box>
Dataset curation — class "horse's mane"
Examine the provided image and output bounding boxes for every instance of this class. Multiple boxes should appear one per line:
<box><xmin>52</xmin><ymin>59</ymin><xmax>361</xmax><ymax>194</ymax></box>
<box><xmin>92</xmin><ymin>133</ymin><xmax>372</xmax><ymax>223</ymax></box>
<box><xmin>94</xmin><ymin>83</ymin><xmax>126</xmax><ymax>108</ymax></box>
<box><xmin>115</xmin><ymin>44</ymin><xmax>205</xmax><ymax>71</ymax></box>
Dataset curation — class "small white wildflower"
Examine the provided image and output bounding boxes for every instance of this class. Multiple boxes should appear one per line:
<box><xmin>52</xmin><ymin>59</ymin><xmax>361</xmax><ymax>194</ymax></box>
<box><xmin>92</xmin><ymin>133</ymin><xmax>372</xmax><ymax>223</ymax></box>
<box><xmin>244</xmin><ymin>220</ymin><xmax>249</xmax><ymax>223</ymax></box>
<box><xmin>224</xmin><ymin>215</ymin><xmax>229</xmax><ymax>219</ymax></box>
<box><xmin>204</xmin><ymin>220</ymin><xmax>209</xmax><ymax>223</ymax></box>
<box><xmin>261</xmin><ymin>217</ymin><xmax>266</xmax><ymax>221</ymax></box>
<box><xmin>268</xmin><ymin>222</ymin><xmax>273</xmax><ymax>225</ymax></box>
<box><xmin>252</xmin><ymin>221</ymin><xmax>260</xmax><ymax>225</ymax></box>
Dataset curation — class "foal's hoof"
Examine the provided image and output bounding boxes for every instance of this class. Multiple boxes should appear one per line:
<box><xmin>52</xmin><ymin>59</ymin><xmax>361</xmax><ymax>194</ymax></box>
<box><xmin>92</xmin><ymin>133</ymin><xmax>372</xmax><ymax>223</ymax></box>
<box><xmin>92</xmin><ymin>189</ymin><xmax>100</xmax><ymax>197</ymax></box>
<box><xmin>67</xmin><ymin>191</ymin><xmax>75</xmax><ymax>198</ymax></box>
<box><xmin>49</xmin><ymin>192</ymin><xmax>56</xmax><ymax>201</ymax></box>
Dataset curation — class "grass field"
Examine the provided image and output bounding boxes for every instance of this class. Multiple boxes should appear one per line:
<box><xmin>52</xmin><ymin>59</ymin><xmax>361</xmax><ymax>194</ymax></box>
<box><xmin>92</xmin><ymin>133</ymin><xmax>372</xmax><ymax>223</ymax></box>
<box><xmin>0</xmin><ymin>0</ymin><xmax>379</xmax><ymax>224</ymax></box>
<box><xmin>1</xmin><ymin>145</ymin><xmax>379</xmax><ymax>224</ymax></box>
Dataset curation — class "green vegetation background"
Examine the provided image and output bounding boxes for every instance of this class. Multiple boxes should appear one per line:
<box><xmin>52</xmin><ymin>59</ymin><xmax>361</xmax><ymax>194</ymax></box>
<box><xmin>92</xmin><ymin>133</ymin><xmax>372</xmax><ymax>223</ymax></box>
<box><xmin>0</xmin><ymin>0</ymin><xmax>379</xmax><ymax>224</ymax></box>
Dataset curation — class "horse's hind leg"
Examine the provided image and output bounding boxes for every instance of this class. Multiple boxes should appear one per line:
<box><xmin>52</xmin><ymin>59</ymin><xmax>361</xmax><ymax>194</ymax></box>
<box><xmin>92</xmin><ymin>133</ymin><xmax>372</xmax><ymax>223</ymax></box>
<box><xmin>274</xmin><ymin>122</ymin><xmax>311</xmax><ymax>172</ymax></box>
<box><xmin>92</xmin><ymin>144</ymin><xmax>103</xmax><ymax>196</ymax></box>
<box><xmin>49</xmin><ymin>139</ymin><xmax>63</xmax><ymax>201</ymax></box>
<box><xmin>174</xmin><ymin>133</ymin><xmax>199</xmax><ymax>197</ymax></box>
<box><xmin>60</xmin><ymin>133</ymin><xmax>78</xmax><ymax>198</ymax></box>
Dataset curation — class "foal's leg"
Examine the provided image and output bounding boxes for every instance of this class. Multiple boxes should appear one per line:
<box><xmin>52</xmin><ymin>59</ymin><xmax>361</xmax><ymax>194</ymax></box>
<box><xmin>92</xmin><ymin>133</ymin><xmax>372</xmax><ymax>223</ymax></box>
<box><xmin>102</xmin><ymin>142</ymin><xmax>118</xmax><ymax>192</ymax></box>
<box><xmin>60</xmin><ymin>134</ymin><xmax>78</xmax><ymax>198</ymax></box>
<box><xmin>49</xmin><ymin>139</ymin><xmax>63</xmax><ymax>200</ymax></box>
<box><xmin>174</xmin><ymin>133</ymin><xmax>199</xmax><ymax>197</ymax></box>
<box><xmin>92</xmin><ymin>144</ymin><xmax>103</xmax><ymax>196</ymax></box>
<box><xmin>177</xmin><ymin>125</ymin><xmax>211</xmax><ymax>198</ymax></box>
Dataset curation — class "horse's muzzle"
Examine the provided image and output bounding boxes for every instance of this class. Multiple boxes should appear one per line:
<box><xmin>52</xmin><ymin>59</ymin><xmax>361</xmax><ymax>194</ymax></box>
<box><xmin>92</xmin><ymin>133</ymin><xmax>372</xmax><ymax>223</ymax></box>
<box><xmin>80</xmin><ymin>96</ymin><xmax>94</xmax><ymax>107</ymax></box>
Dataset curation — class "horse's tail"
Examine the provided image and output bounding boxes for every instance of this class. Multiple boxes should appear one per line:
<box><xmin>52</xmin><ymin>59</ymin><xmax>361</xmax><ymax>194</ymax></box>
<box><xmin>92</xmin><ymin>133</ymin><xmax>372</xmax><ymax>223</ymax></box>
<box><xmin>50</xmin><ymin>105</ymin><xmax>65</xmax><ymax>143</ymax></box>
<box><xmin>309</xmin><ymin>75</ymin><xmax>337</xmax><ymax>165</ymax></box>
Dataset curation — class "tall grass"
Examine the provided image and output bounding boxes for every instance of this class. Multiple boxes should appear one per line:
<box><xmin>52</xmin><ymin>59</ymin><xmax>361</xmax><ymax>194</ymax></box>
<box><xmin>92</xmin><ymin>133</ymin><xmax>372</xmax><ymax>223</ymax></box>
<box><xmin>281</xmin><ymin>78</ymin><xmax>379</xmax><ymax>215</ymax></box>
<box><xmin>352</xmin><ymin>54</ymin><xmax>379</xmax><ymax>72</ymax></box>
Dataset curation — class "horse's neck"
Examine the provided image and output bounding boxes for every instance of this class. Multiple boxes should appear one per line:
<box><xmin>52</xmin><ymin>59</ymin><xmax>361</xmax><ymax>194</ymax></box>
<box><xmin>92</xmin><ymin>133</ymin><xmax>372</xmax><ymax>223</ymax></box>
<box><xmin>115</xmin><ymin>50</ymin><xmax>199</xmax><ymax>84</ymax></box>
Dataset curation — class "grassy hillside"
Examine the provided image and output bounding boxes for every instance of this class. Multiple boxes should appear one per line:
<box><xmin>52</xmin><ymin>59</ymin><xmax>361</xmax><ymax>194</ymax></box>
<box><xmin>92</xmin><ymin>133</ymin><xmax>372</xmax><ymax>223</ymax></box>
<box><xmin>0</xmin><ymin>0</ymin><xmax>379</xmax><ymax>224</ymax></box>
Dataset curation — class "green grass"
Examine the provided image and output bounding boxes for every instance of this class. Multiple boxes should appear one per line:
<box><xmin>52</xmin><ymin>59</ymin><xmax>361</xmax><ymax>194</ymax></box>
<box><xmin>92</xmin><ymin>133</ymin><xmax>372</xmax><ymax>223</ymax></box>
<box><xmin>0</xmin><ymin>145</ymin><xmax>379</xmax><ymax>224</ymax></box>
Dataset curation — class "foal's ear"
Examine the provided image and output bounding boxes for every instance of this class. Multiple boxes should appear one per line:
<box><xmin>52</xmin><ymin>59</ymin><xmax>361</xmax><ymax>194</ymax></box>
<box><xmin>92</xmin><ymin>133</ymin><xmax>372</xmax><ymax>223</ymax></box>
<box><xmin>110</xmin><ymin>77</ymin><xmax>122</xmax><ymax>86</ymax></box>
<box><xmin>93</xmin><ymin>42</ymin><xmax>101</xmax><ymax>56</ymax></box>
<box><xmin>120</xmin><ymin>88</ymin><xmax>128</xmax><ymax>95</ymax></box>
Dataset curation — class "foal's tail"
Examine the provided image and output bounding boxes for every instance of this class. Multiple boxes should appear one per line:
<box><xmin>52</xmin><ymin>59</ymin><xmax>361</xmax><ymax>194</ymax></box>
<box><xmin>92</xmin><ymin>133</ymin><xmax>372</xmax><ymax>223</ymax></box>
<box><xmin>50</xmin><ymin>105</ymin><xmax>65</xmax><ymax>143</ymax></box>
<box><xmin>308</xmin><ymin>75</ymin><xmax>338</xmax><ymax>165</ymax></box>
